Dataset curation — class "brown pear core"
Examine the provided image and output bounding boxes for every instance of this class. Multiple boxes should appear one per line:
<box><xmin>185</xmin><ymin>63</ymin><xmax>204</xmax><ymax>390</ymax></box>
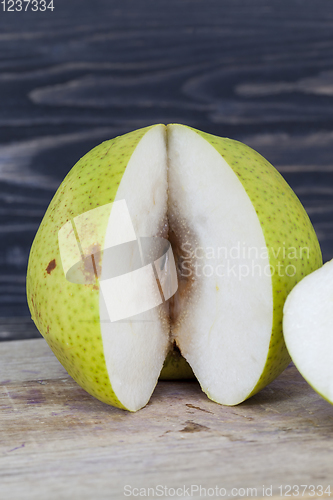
<box><xmin>167</xmin><ymin>212</ymin><xmax>200</xmax><ymax>347</ymax></box>
<box><xmin>154</xmin><ymin>209</ymin><xmax>197</xmax><ymax>352</ymax></box>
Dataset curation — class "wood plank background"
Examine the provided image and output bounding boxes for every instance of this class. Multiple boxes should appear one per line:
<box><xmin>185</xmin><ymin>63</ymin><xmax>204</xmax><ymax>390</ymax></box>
<box><xmin>1</xmin><ymin>0</ymin><xmax>333</xmax><ymax>341</ymax></box>
<box><xmin>1</xmin><ymin>339</ymin><xmax>333</xmax><ymax>499</ymax></box>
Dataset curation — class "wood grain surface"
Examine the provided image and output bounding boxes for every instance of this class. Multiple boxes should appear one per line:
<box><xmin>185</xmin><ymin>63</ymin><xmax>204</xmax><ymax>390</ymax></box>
<box><xmin>1</xmin><ymin>0</ymin><xmax>333</xmax><ymax>340</ymax></box>
<box><xmin>0</xmin><ymin>338</ymin><xmax>332</xmax><ymax>499</ymax></box>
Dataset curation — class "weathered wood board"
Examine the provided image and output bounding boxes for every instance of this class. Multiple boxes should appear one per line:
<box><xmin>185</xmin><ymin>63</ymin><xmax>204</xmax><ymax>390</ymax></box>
<box><xmin>0</xmin><ymin>339</ymin><xmax>332</xmax><ymax>499</ymax></box>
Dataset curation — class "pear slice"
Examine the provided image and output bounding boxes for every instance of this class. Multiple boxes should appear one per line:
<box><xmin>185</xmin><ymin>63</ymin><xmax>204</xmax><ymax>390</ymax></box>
<box><xmin>28</xmin><ymin>125</ymin><xmax>171</xmax><ymax>411</ymax></box>
<box><xmin>283</xmin><ymin>261</ymin><xmax>333</xmax><ymax>405</ymax></box>
<box><xmin>167</xmin><ymin>124</ymin><xmax>322</xmax><ymax>405</ymax></box>
<box><xmin>27</xmin><ymin>123</ymin><xmax>322</xmax><ymax>411</ymax></box>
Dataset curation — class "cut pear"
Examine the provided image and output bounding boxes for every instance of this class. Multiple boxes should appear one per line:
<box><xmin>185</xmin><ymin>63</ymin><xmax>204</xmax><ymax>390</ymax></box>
<box><xmin>27</xmin><ymin>123</ymin><xmax>322</xmax><ymax>411</ymax></box>
<box><xmin>283</xmin><ymin>261</ymin><xmax>333</xmax><ymax>405</ymax></box>
<box><xmin>167</xmin><ymin>124</ymin><xmax>321</xmax><ymax>405</ymax></box>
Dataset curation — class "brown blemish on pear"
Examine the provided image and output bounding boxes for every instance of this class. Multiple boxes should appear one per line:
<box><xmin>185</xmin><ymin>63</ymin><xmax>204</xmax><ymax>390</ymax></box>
<box><xmin>46</xmin><ymin>259</ymin><xmax>56</xmax><ymax>274</ymax></box>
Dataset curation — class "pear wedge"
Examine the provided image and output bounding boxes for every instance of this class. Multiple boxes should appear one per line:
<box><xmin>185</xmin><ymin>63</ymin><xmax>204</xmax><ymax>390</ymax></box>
<box><xmin>283</xmin><ymin>260</ymin><xmax>333</xmax><ymax>405</ymax></box>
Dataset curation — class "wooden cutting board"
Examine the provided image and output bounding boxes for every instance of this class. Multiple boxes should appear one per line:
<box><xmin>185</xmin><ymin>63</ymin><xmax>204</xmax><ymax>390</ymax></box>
<box><xmin>0</xmin><ymin>339</ymin><xmax>332</xmax><ymax>499</ymax></box>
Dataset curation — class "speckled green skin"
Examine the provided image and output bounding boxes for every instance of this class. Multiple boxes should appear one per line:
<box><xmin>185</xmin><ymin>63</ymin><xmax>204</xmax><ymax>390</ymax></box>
<box><xmin>26</xmin><ymin>125</ymin><xmax>155</xmax><ymax>409</ymax></box>
<box><xmin>191</xmin><ymin>126</ymin><xmax>323</xmax><ymax>400</ymax></box>
<box><xmin>160</xmin><ymin>350</ymin><xmax>194</xmax><ymax>380</ymax></box>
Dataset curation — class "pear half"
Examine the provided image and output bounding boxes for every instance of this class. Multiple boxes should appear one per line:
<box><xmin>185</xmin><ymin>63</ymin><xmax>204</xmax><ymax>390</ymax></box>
<box><xmin>27</xmin><ymin>124</ymin><xmax>322</xmax><ymax>411</ymax></box>
<box><xmin>283</xmin><ymin>260</ymin><xmax>333</xmax><ymax>405</ymax></box>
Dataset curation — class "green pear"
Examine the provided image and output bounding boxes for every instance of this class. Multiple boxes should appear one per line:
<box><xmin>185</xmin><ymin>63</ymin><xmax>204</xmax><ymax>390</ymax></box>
<box><xmin>27</xmin><ymin>124</ymin><xmax>322</xmax><ymax>411</ymax></box>
<box><xmin>283</xmin><ymin>260</ymin><xmax>333</xmax><ymax>405</ymax></box>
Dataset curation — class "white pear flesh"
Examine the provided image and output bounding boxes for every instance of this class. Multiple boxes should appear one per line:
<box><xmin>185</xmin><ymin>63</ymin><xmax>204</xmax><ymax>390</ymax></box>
<box><xmin>283</xmin><ymin>260</ymin><xmax>333</xmax><ymax>404</ymax></box>
<box><xmin>168</xmin><ymin>125</ymin><xmax>273</xmax><ymax>405</ymax></box>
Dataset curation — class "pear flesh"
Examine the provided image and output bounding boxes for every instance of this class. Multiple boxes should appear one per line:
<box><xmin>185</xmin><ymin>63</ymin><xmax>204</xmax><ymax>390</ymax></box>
<box><xmin>168</xmin><ymin>125</ymin><xmax>273</xmax><ymax>405</ymax></box>
<box><xmin>27</xmin><ymin>124</ymin><xmax>322</xmax><ymax>411</ymax></box>
<box><xmin>283</xmin><ymin>261</ymin><xmax>333</xmax><ymax>405</ymax></box>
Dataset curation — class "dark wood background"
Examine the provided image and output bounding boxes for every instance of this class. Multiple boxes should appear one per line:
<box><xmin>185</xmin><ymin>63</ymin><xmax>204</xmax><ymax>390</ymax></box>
<box><xmin>1</xmin><ymin>0</ymin><xmax>333</xmax><ymax>341</ymax></box>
